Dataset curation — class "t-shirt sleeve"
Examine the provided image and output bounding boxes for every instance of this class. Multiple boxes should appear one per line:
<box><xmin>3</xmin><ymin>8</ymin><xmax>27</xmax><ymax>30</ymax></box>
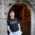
<box><xmin>7</xmin><ymin>19</ymin><xmax>10</xmax><ymax>26</ymax></box>
<box><xmin>17</xmin><ymin>19</ymin><xmax>20</xmax><ymax>24</ymax></box>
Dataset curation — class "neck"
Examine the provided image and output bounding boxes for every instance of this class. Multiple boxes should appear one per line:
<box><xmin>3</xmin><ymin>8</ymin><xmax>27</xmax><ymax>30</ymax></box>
<box><xmin>10</xmin><ymin>17</ymin><xmax>14</xmax><ymax>19</ymax></box>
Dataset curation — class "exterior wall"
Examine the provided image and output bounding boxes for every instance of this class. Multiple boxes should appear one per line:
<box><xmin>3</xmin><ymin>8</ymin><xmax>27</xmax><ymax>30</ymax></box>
<box><xmin>0</xmin><ymin>0</ymin><xmax>35</xmax><ymax>35</ymax></box>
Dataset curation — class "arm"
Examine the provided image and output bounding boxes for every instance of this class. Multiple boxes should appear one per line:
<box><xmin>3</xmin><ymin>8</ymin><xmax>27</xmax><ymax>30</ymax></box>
<box><xmin>17</xmin><ymin>18</ymin><xmax>21</xmax><ymax>30</ymax></box>
<box><xmin>18</xmin><ymin>23</ymin><xmax>22</xmax><ymax>34</ymax></box>
<box><xmin>7</xmin><ymin>26</ymin><xmax>10</xmax><ymax>32</ymax></box>
<box><xmin>18</xmin><ymin>23</ymin><xmax>21</xmax><ymax>30</ymax></box>
<box><xmin>7</xmin><ymin>19</ymin><xmax>11</xmax><ymax>32</ymax></box>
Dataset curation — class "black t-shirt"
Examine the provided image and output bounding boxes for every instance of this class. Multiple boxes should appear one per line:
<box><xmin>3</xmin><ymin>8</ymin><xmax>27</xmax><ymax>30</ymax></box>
<box><xmin>7</xmin><ymin>18</ymin><xmax>20</xmax><ymax>32</ymax></box>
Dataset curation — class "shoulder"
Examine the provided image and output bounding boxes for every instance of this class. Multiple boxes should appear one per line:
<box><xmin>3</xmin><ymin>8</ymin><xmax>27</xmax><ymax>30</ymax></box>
<box><xmin>15</xmin><ymin>18</ymin><xmax>18</xmax><ymax>20</ymax></box>
<box><xmin>7</xmin><ymin>18</ymin><xmax>10</xmax><ymax>22</ymax></box>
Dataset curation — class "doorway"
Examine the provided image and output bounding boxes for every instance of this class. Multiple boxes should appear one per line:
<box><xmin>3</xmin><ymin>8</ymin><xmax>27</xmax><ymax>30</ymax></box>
<box><xmin>8</xmin><ymin>2</ymin><xmax>31</xmax><ymax>35</ymax></box>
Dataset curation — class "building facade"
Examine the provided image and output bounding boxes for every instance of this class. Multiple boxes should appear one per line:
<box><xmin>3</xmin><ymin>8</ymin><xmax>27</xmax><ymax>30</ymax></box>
<box><xmin>0</xmin><ymin>0</ymin><xmax>35</xmax><ymax>35</ymax></box>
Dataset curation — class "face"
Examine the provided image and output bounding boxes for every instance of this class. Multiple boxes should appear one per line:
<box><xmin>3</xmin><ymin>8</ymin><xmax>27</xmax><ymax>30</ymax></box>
<box><xmin>10</xmin><ymin>12</ymin><xmax>15</xmax><ymax>18</ymax></box>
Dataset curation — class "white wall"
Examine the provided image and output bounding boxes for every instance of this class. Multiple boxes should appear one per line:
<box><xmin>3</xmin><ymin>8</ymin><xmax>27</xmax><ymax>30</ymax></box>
<box><xmin>31</xmin><ymin>8</ymin><xmax>35</xmax><ymax>35</ymax></box>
